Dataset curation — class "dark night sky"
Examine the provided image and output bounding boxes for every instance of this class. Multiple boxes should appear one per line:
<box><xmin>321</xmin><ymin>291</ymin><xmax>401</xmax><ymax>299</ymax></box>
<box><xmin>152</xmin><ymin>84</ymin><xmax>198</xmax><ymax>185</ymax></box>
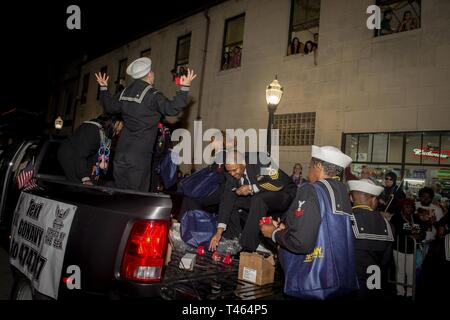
<box><xmin>0</xmin><ymin>0</ymin><xmax>221</xmax><ymax>113</ymax></box>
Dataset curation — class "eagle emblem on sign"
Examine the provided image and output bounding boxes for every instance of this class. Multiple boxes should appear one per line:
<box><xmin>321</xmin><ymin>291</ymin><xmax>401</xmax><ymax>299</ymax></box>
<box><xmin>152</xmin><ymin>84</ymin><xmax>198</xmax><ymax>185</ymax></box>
<box><xmin>53</xmin><ymin>205</ymin><xmax>70</xmax><ymax>230</ymax></box>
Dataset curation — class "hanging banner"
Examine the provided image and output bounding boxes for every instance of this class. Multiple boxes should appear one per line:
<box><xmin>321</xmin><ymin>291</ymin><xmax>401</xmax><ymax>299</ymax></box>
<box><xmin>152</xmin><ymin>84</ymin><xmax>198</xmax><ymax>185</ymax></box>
<box><xmin>9</xmin><ymin>193</ymin><xmax>77</xmax><ymax>299</ymax></box>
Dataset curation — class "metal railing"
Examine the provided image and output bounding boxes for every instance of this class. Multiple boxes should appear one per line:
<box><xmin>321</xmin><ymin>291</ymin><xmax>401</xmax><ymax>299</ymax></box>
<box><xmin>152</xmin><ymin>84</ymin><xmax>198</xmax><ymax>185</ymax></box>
<box><xmin>389</xmin><ymin>235</ymin><xmax>423</xmax><ymax>300</ymax></box>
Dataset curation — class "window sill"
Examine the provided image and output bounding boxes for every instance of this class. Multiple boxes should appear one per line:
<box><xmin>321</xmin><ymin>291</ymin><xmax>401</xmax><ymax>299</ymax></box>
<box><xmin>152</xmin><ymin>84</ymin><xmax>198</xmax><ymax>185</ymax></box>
<box><xmin>282</xmin><ymin>51</ymin><xmax>317</xmax><ymax>64</ymax></box>
<box><xmin>372</xmin><ymin>28</ymin><xmax>422</xmax><ymax>43</ymax></box>
<box><xmin>217</xmin><ymin>66</ymin><xmax>242</xmax><ymax>76</ymax></box>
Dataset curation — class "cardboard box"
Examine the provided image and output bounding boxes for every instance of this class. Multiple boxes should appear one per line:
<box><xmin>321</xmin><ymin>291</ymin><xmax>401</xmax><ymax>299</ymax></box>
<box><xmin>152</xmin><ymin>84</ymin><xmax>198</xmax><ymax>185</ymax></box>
<box><xmin>238</xmin><ymin>252</ymin><xmax>275</xmax><ymax>286</ymax></box>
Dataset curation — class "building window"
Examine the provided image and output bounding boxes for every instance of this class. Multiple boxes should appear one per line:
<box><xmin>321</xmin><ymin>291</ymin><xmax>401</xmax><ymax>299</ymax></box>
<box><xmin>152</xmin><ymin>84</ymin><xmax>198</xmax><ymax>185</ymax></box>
<box><xmin>97</xmin><ymin>66</ymin><xmax>108</xmax><ymax>100</ymax></box>
<box><xmin>116</xmin><ymin>58</ymin><xmax>128</xmax><ymax>94</ymax></box>
<box><xmin>81</xmin><ymin>73</ymin><xmax>90</xmax><ymax>105</ymax></box>
<box><xmin>357</xmin><ymin>134</ymin><xmax>373</xmax><ymax>162</ymax></box>
<box><xmin>274</xmin><ymin>112</ymin><xmax>316</xmax><ymax>146</ymax></box>
<box><xmin>345</xmin><ymin>134</ymin><xmax>358</xmax><ymax>161</ymax></box>
<box><xmin>221</xmin><ymin>13</ymin><xmax>245</xmax><ymax>71</ymax></box>
<box><xmin>376</xmin><ymin>0</ymin><xmax>421</xmax><ymax>37</ymax></box>
<box><xmin>422</xmin><ymin>132</ymin><xmax>441</xmax><ymax>165</ymax></box>
<box><xmin>174</xmin><ymin>34</ymin><xmax>191</xmax><ymax>73</ymax></box>
<box><xmin>373</xmin><ymin>133</ymin><xmax>389</xmax><ymax>162</ymax></box>
<box><xmin>140</xmin><ymin>48</ymin><xmax>152</xmax><ymax>59</ymax></box>
<box><xmin>405</xmin><ymin>133</ymin><xmax>422</xmax><ymax>164</ymax></box>
<box><xmin>287</xmin><ymin>0</ymin><xmax>320</xmax><ymax>56</ymax></box>
<box><xmin>388</xmin><ymin>133</ymin><xmax>403</xmax><ymax>163</ymax></box>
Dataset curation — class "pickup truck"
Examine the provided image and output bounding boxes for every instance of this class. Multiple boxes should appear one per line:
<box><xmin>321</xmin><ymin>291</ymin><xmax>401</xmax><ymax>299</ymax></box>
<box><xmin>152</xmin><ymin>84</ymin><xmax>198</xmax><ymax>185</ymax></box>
<box><xmin>0</xmin><ymin>137</ymin><xmax>283</xmax><ymax>300</ymax></box>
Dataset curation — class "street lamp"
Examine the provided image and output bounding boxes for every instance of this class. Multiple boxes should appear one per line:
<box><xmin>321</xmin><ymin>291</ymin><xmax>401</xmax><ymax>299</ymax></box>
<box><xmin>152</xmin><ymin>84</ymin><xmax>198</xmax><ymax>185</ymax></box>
<box><xmin>54</xmin><ymin>116</ymin><xmax>64</xmax><ymax>131</ymax></box>
<box><xmin>265</xmin><ymin>76</ymin><xmax>283</xmax><ymax>156</ymax></box>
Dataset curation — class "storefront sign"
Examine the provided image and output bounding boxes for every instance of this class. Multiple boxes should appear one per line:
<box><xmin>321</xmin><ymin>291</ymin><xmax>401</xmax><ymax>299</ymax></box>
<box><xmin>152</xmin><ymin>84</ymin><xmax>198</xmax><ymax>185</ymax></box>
<box><xmin>412</xmin><ymin>148</ymin><xmax>450</xmax><ymax>161</ymax></box>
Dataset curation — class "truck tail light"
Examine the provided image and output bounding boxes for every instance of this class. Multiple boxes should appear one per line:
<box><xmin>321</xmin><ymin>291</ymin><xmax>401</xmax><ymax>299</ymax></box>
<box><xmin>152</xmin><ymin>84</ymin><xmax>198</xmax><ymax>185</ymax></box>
<box><xmin>121</xmin><ymin>220</ymin><xmax>169</xmax><ymax>283</ymax></box>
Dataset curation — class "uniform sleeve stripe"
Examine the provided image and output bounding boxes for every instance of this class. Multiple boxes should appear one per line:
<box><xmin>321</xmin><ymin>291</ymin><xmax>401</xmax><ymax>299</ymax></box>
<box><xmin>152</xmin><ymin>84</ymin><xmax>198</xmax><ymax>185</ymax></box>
<box><xmin>260</xmin><ymin>183</ymin><xmax>283</xmax><ymax>191</ymax></box>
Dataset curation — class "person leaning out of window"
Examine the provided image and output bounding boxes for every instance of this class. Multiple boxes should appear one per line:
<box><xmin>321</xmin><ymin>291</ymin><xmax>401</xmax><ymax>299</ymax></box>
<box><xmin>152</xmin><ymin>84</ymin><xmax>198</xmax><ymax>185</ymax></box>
<box><xmin>397</xmin><ymin>10</ymin><xmax>418</xmax><ymax>32</ymax></box>
<box><xmin>287</xmin><ymin>37</ymin><xmax>304</xmax><ymax>56</ymax></box>
<box><xmin>304</xmin><ymin>40</ymin><xmax>317</xmax><ymax>55</ymax></box>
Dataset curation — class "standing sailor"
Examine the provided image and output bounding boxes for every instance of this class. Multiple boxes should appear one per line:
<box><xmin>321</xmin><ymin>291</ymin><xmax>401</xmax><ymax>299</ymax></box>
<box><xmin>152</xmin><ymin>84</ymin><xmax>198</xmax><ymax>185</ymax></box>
<box><xmin>348</xmin><ymin>179</ymin><xmax>394</xmax><ymax>300</ymax></box>
<box><xmin>260</xmin><ymin>146</ymin><xmax>358</xmax><ymax>299</ymax></box>
<box><xmin>261</xmin><ymin>146</ymin><xmax>354</xmax><ymax>254</ymax></box>
<box><xmin>95</xmin><ymin>58</ymin><xmax>196</xmax><ymax>191</ymax></box>
<box><xmin>58</xmin><ymin>114</ymin><xmax>123</xmax><ymax>185</ymax></box>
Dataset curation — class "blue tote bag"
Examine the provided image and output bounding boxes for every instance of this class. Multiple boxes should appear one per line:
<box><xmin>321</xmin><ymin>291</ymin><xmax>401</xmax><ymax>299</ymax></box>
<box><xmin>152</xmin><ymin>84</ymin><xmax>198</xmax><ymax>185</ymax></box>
<box><xmin>279</xmin><ymin>181</ymin><xmax>359</xmax><ymax>300</ymax></box>
<box><xmin>179</xmin><ymin>167</ymin><xmax>219</xmax><ymax>199</ymax></box>
<box><xmin>159</xmin><ymin>150</ymin><xmax>178</xmax><ymax>189</ymax></box>
<box><xmin>180</xmin><ymin>210</ymin><xmax>217</xmax><ymax>248</ymax></box>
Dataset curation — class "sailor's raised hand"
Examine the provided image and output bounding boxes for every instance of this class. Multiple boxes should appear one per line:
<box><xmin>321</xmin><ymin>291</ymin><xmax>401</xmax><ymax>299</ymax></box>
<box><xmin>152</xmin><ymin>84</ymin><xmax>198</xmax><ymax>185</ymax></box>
<box><xmin>179</xmin><ymin>68</ymin><xmax>197</xmax><ymax>87</ymax></box>
<box><xmin>95</xmin><ymin>72</ymin><xmax>109</xmax><ymax>87</ymax></box>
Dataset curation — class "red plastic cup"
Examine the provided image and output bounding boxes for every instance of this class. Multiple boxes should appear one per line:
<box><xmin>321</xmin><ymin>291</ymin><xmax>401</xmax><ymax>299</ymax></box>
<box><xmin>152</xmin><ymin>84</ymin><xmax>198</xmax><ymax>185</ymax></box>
<box><xmin>223</xmin><ymin>253</ymin><xmax>232</xmax><ymax>265</ymax></box>
<box><xmin>259</xmin><ymin>217</ymin><xmax>272</xmax><ymax>225</ymax></box>
<box><xmin>197</xmin><ymin>246</ymin><xmax>205</xmax><ymax>256</ymax></box>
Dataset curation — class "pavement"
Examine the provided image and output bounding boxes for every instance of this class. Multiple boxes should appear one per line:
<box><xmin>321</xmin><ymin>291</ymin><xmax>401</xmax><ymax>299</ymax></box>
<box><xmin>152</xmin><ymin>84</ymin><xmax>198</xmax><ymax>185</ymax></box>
<box><xmin>0</xmin><ymin>247</ymin><xmax>13</xmax><ymax>300</ymax></box>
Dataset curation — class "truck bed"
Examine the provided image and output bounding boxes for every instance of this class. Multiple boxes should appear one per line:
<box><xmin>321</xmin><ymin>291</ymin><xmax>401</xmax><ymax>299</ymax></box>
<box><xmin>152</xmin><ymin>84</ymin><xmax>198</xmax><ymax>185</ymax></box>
<box><xmin>158</xmin><ymin>248</ymin><xmax>285</xmax><ymax>300</ymax></box>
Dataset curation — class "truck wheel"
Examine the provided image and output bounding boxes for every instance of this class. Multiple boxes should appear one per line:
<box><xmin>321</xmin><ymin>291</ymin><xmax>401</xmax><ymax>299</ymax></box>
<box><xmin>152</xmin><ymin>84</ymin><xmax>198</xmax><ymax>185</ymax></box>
<box><xmin>10</xmin><ymin>279</ymin><xmax>34</xmax><ymax>300</ymax></box>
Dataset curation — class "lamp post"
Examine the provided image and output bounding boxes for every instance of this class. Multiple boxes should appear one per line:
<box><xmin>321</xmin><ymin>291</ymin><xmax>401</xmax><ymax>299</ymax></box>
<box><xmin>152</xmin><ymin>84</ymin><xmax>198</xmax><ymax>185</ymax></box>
<box><xmin>265</xmin><ymin>76</ymin><xmax>283</xmax><ymax>156</ymax></box>
<box><xmin>54</xmin><ymin>116</ymin><xmax>64</xmax><ymax>133</ymax></box>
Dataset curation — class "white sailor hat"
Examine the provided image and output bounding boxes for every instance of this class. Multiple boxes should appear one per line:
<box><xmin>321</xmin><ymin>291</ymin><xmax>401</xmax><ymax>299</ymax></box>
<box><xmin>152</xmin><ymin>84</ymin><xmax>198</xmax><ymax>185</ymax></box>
<box><xmin>311</xmin><ymin>145</ymin><xmax>352</xmax><ymax>168</ymax></box>
<box><xmin>348</xmin><ymin>179</ymin><xmax>384</xmax><ymax>196</ymax></box>
<box><xmin>126</xmin><ymin>57</ymin><xmax>152</xmax><ymax>79</ymax></box>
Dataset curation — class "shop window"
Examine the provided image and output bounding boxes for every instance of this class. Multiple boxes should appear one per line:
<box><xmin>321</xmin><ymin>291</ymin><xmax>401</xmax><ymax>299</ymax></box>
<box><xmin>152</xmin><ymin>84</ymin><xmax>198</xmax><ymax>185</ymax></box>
<box><xmin>373</xmin><ymin>133</ymin><xmax>388</xmax><ymax>162</ymax></box>
<box><xmin>345</xmin><ymin>134</ymin><xmax>358</xmax><ymax>161</ymax></box>
<box><xmin>344</xmin><ymin>131</ymin><xmax>450</xmax><ymax>165</ymax></box>
<box><xmin>422</xmin><ymin>132</ymin><xmax>441</xmax><ymax>165</ymax></box>
<box><xmin>344</xmin><ymin>131</ymin><xmax>450</xmax><ymax>197</ymax></box>
<box><xmin>221</xmin><ymin>14</ymin><xmax>245</xmax><ymax>71</ymax></box>
<box><xmin>388</xmin><ymin>133</ymin><xmax>403</xmax><ymax>163</ymax></box>
<box><xmin>80</xmin><ymin>73</ymin><xmax>90</xmax><ymax>105</ymax></box>
<box><xmin>97</xmin><ymin>66</ymin><xmax>108</xmax><ymax>100</ymax></box>
<box><xmin>287</xmin><ymin>0</ymin><xmax>320</xmax><ymax>56</ymax></box>
<box><xmin>174</xmin><ymin>33</ymin><xmax>191</xmax><ymax>76</ymax></box>
<box><xmin>376</xmin><ymin>0</ymin><xmax>421</xmax><ymax>37</ymax></box>
<box><xmin>441</xmin><ymin>133</ymin><xmax>450</xmax><ymax>165</ymax></box>
<box><xmin>274</xmin><ymin>112</ymin><xmax>315</xmax><ymax>146</ymax></box>
<box><xmin>357</xmin><ymin>134</ymin><xmax>372</xmax><ymax>162</ymax></box>
<box><xmin>405</xmin><ymin>133</ymin><xmax>422</xmax><ymax>164</ymax></box>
